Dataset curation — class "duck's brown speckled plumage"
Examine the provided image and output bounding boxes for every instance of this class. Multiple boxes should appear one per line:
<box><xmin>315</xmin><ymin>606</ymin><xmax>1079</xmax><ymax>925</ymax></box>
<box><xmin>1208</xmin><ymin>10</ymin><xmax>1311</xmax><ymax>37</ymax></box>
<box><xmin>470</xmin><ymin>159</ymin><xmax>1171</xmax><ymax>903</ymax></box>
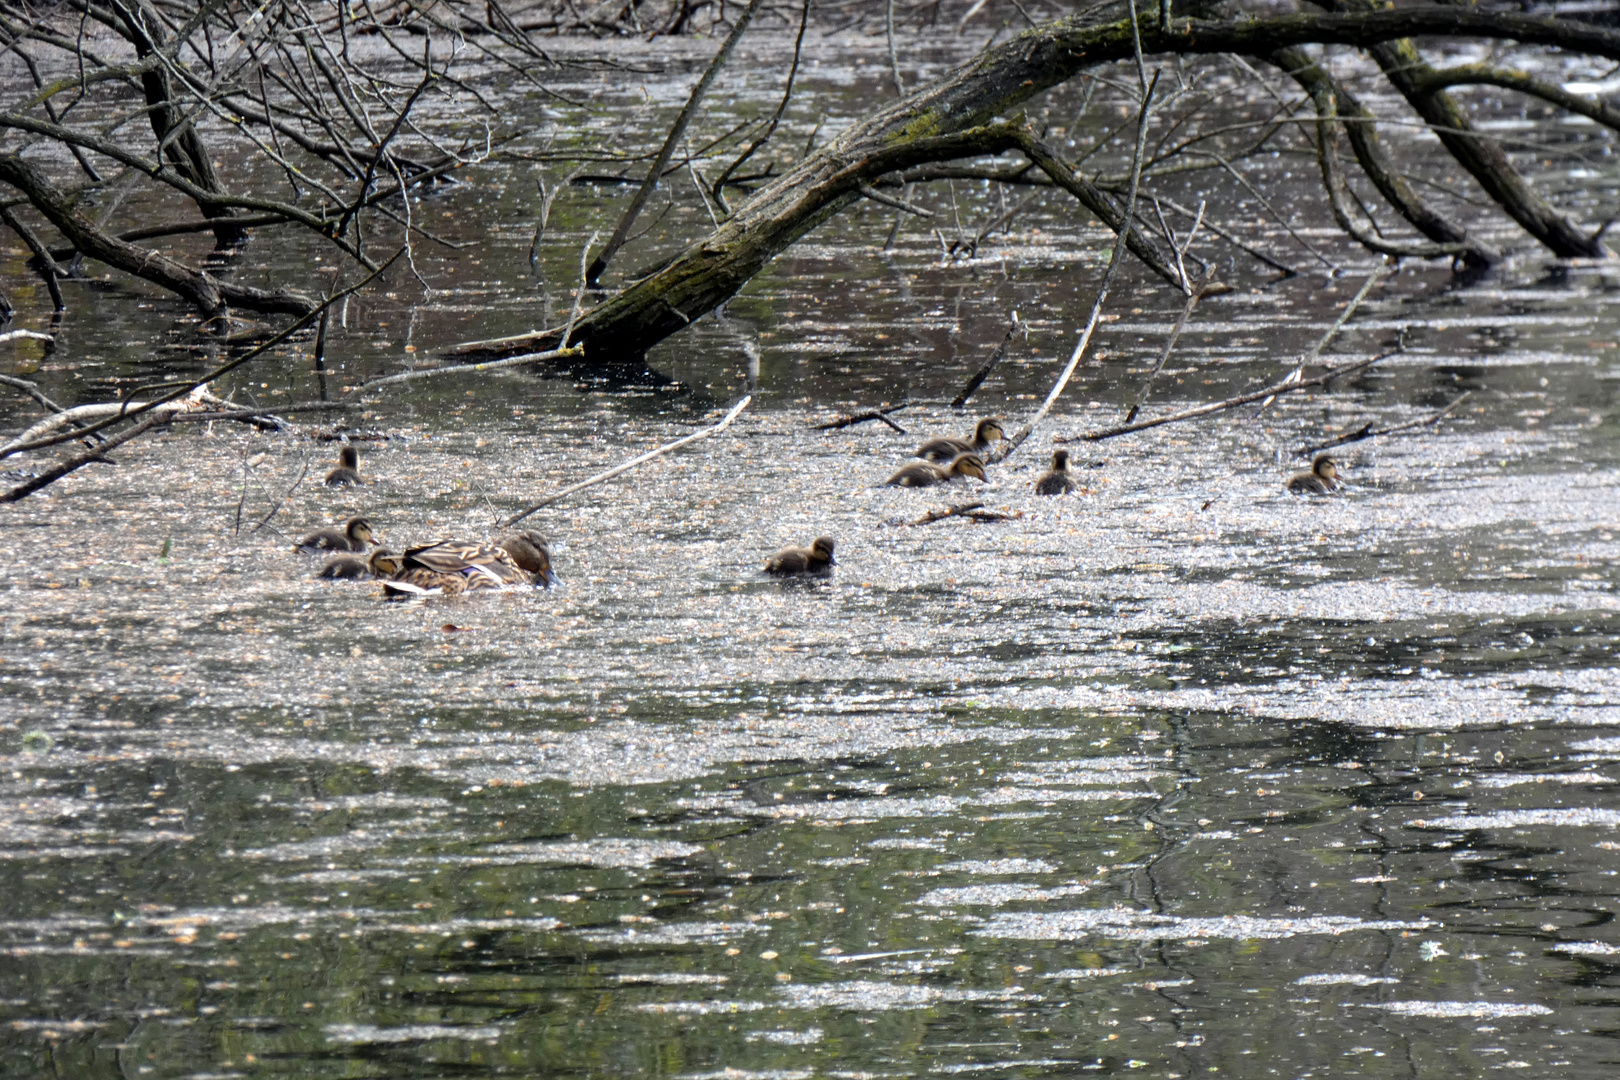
<box><xmin>324</xmin><ymin>445</ymin><xmax>363</xmax><ymax>487</ymax></box>
<box><xmin>381</xmin><ymin>533</ymin><xmax>559</xmax><ymax>598</ymax></box>
<box><xmin>1034</xmin><ymin>450</ymin><xmax>1079</xmax><ymax>496</ymax></box>
<box><xmin>765</xmin><ymin>536</ymin><xmax>836</xmax><ymax>576</ymax></box>
<box><xmin>1287</xmin><ymin>455</ymin><xmax>1340</xmax><ymax>495</ymax></box>
<box><xmin>887</xmin><ymin>452</ymin><xmax>987</xmax><ymax>488</ymax></box>
<box><xmin>916</xmin><ymin>418</ymin><xmax>1004</xmax><ymax>463</ymax></box>
<box><xmin>297</xmin><ymin>516</ymin><xmax>376</xmax><ymax>554</ymax></box>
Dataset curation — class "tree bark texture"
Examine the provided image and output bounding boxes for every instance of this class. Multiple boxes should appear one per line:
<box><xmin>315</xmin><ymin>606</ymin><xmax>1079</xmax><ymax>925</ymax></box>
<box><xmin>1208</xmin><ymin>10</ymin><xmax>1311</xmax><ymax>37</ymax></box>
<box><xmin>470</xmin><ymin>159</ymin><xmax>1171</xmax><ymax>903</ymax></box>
<box><xmin>463</xmin><ymin>4</ymin><xmax>1620</xmax><ymax>365</ymax></box>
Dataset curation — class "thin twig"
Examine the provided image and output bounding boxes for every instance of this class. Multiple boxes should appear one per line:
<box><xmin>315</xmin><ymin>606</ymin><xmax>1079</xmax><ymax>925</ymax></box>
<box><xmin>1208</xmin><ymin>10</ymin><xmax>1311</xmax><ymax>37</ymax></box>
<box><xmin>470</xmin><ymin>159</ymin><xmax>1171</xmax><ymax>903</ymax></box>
<box><xmin>1061</xmin><ymin>347</ymin><xmax>1400</xmax><ymax>443</ymax></box>
<box><xmin>952</xmin><ymin>314</ymin><xmax>1022</xmax><ymax>408</ymax></box>
<box><xmin>250</xmin><ymin>460</ymin><xmax>311</xmax><ymax>534</ymax></box>
<box><xmin>506</xmin><ymin>396</ymin><xmax>752</xmax><ymax>526</ymax></box>
<box><xmin>993</xmin><ymin>65</ymin><xmax>1161</xmax><ymax>465</ymax></box>
<box><xmin>815</xmin><ymin>403</ymin><xmax>909</xmax><ymax>432</ymax></box>
<box><xmin>587</xmin><ymin>0</ymin><xmax>766</xmax><ymax>284</ymax></box>
<box><xmin>0</xmin><ymin>373</ymin><xmax>65</xmax><ymax>414</ymax></box>
<box><xmin>1296</xmin><ymin>391</ymin><xmax>1472</xmax><ymax>456</ymax></box>
<box><xmin>1257</xmin><ymin>264</ymin><xmax>1389</xmax><ymax>414</ymax></box>
<box><xmin>1123</xmin><ymin>284</ymin><xmax>1206</xmax><ymax>424</ymax></box>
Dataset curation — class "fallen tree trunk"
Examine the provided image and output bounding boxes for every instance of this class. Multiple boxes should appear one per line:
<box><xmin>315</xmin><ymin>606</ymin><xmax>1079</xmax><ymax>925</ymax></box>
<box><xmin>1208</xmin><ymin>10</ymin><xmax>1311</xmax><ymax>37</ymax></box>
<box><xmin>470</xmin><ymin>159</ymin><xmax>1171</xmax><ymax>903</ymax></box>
<box><xmin>455</xmin><ymin>3</ymin><xmax>1620</xmax><ymax>367</ymax></box>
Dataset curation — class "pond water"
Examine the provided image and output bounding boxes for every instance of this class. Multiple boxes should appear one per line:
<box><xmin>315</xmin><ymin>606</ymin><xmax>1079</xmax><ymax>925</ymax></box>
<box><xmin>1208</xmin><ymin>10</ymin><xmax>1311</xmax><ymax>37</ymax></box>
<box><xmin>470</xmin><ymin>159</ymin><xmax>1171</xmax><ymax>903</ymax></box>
<box><xmin>3</xmin><ymin>24</ymin><xmax>1620</xmax><ymax>1080</ymax></box>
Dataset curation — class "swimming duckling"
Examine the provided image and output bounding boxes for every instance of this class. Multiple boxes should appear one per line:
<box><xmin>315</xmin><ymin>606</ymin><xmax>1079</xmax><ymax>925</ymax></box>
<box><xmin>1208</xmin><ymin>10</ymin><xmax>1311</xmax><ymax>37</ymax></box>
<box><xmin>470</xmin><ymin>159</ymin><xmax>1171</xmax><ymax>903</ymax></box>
<box><xmin>1034</xmin><ymin>450</ymin><xmax>1079</xmax><ymax>496</ymax></box>
<box><xmin>317</xmin><ymin>548</ymin><xmax>402</xmax><ymax>580</ymax></box>
<box><xmin>324</xmin><ymin>445</ymin><xmax>363</xmax><ymax>487</ymax></box>
<box><xmin>497</xmin><ymin>530</ymin><xmax>561</xmax><ymax>587</ymax></box>
<box><xmin>765</xmin><ymin>536</ymin><xmax>836</xmax><ymax>576</ymax></box>
<box><xmin>296</xmin><ymin>516</ymin><xmax>376</xmax><ymax>554</ymax></box>
<box><xmin>1287</xmin><ymin>454</ymin><xmax>1340</xmax><ymax>495</ymax></box>
<box><xmin>916</xmin><ymin>418</ymin><xmax>1005</xmax><ymax>463</ymax></box>
<box><xmin>886</xmin><ymin>452</ymin><xmax>987</xmax><ymax>488</ymax></box>
<box><xmin>381</xmin><ymin>537</ymin><xmax>530</xmax><ymax>599</ymax></box>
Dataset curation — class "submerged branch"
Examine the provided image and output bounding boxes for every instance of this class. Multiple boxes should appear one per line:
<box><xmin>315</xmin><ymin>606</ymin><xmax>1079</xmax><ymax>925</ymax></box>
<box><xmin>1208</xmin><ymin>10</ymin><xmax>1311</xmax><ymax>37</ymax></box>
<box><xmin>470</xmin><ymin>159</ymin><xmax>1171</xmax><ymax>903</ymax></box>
<box><xmin>1296</xmin><ymin>392</ymin><xmax>1473</xmax><ymax>456</ymax></box>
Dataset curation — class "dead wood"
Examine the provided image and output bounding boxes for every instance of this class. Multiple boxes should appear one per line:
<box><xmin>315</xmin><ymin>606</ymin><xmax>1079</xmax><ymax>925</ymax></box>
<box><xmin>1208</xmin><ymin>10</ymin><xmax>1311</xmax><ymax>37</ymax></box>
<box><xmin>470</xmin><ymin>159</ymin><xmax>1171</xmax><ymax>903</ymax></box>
<box><xmin>1062</xmin><ymin>349</ymin><xmax>1396</xmax><ymax>443</ymax></box>
<box><xmin>1</xmin><ymin>413</ymin><xmax>168</xmax><ymax>503</ymax></box>
<box><xmin>907</xmin><ymin>501</ymin><xmax>1017</xmax><ymax>525</ymax></box>
<box><xmin>815</xmin><ymin>404</ymin><xmax>910</xmax><ymax>432</ymax></box>
<box><xmin>1296</xmin><ymin>392</ymin><xmax>1473</xmax><ymax>457</ymax></box>
<box><xmin>953</xmin><ymin>315</ymin><xmax>1022</xmax><ymax>408</ymax></box>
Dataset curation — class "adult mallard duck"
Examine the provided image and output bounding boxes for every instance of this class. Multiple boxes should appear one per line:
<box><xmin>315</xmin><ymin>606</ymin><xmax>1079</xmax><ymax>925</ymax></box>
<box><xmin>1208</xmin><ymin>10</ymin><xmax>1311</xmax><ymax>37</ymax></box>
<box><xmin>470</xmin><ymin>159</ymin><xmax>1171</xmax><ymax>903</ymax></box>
<box><xmin>297</xmin><ymin>516</ymin><xmax>376</xmax><ymax>554</ymax></box>
<box><xmin>324</xmin><ymin>445</ymin><xmax>363</xmax><ymax>487</ymax></box>
<box><xmin>317</xmin><ymin>548</ymin><xmax>402</xmax><ymax>580</ymax></box>
<box><xmin>887</xmin><ymin>452</ymin><xmax>987</xmax><ymax>488</ymax></box>
<box><xmin>916</xmin><ymin>418</ymin><xmax>1005</xmax><ymax>463</ymax></box>
<box><xmin>765</xmin><ymin>536</ymin><xmax>836</xmax><ymax>576</ymax></box>
<box><xmin>381</xmin><ymin>535</ymin><xmax>555</xmax><ymax>598</ymax></box>
<box><xmin>1034</xmin><ymin>450</ymin><xmax>1079</xmax><ymax>496</ymax></box>
<box><xmin>497</xmin><ymin>530</ymin><xmax>561</xmax><ymax>587</ymax></box>
<box><xmin>1287</xmin><ymin>454</ymin><xmax>1340</xmax><ymax>495</ymax></box>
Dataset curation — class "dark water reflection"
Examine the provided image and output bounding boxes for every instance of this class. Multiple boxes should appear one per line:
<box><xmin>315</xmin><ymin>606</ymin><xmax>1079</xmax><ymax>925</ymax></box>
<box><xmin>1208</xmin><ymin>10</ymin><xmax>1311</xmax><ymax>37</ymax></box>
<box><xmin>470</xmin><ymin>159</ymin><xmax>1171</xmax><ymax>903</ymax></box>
<box><xmin>3</xmin><ymin>29</ymin><xmax>1620</xmax><ymax>1080</ymax></box>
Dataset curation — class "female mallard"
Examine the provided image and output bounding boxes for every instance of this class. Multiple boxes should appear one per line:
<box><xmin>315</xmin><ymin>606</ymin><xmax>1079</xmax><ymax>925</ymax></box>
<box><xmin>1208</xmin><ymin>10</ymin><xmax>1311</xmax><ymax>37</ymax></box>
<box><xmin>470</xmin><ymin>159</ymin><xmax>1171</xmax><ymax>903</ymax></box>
<box><xmin>324</xmin><ymin>445</ymin><xmax>363</xmax><ymax>487</ymax></box>
<box><xmin>765</xmin><ymin>536</ymin><xmax>836</xmax><ymax>576</ymax></box>
<box><xmin>317</xmin><ymin>548</ymin><xmax>402</xmax><ymax>580</ymax></box>
<box><xmin>381</xmin><ymin>536</ymin><xmax>551</xmax><ymax>598</ymax></box>
<box><xmin>497</xmin><ymin>530</ymin><xmax>561</xmax><ymax>587</ymax></box>
<box><xmin>1287</xmin><ymin>454</ymin><xmax>1340</xmax><ymax>495</ymax></box>
<box><xmin>887</xmin><ymin>452</ymin><xmax>987</xmax><ymax>488</ymax></box>
<box><xmin>916</xmin><ymin>418</ymin><xmax>1005</xmax><ymax>463</ymax></box>
<box><xmin>297</xmin><ymin>516</ymin><xmax>376</xmax><ymax>554</ymax></box>
<box><xmin>1034</xmin><ymin>450</ymin><xmax>1079</xmax><ymax>496</ymax></box>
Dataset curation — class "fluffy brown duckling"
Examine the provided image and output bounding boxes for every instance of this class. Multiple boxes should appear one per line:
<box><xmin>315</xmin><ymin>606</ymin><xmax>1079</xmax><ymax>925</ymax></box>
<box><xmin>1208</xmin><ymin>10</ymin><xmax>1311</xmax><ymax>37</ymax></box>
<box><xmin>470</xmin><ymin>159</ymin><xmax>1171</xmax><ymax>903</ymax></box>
<box><xmin>324</xmin><ymin>445</ymin><xmax>363</xmax><ymax>487</ymax></box>
<box><xmin>886</xmin><ymin>452</ymin><xmax>987</xmax><ymax>488</ymax></box>
<box><xmin>317</xmin><ymin>548</ymin><xmax>402</xmax><ymax>580</ymax></box>
<box><xmin>1287</xmin><ymin>454</ymin><xmax>1340</xmax><ymax>495</ymax></box>
<box><xmin>1034</xmin><ymin>450</ymin><xmax>1079</xmax><ymax>496</ymax></box>
<box><xmin>765</xmin><ymin>536</ymin><xmax>836</xmax><ymax>576</ymax></box>
<box><xmin>916</xmin><ymin>418</ymin><xmax>1005</xmax><ymax>463</ymax></box>
<box><xmin>296</xmin><ymin>516</ymin><xmax>376</xmax><ymax>554</ymax></box>
<box><xmin>497</xmin><ymin>530</ymin><xmax>560</xmax><ymax>587</ymax></box>
<box><xmin>381</xmin><ymin>537</ymin><xmax>533</xmax><ymax>599</ymax></box>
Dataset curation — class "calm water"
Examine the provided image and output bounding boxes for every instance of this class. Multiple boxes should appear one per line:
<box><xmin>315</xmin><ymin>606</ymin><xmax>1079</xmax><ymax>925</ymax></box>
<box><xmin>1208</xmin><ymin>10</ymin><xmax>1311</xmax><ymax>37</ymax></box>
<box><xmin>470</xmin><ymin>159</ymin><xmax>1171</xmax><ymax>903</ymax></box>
<box><xmin>3</xmin><ymin>24</ymin><xmax>1620</xmax><ymax>1080</ymax></box>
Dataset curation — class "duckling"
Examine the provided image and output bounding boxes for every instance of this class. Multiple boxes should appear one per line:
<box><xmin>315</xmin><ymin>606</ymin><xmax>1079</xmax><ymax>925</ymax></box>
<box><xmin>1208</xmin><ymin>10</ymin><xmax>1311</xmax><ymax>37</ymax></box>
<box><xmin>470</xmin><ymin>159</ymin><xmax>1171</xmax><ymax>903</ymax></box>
<box><xmin>317</xmin><ymin>548</ymin><xmax>402</xmax><ymax>580</ymax></box>
<box><xmin>296</xmin><ymin>516</ymin><xmax>376</xmax><ymax>554</ymax></box>
<box><xmin>765</xmin><ymin>536</ymin><xmax>836</xmax><ymax>576</ymax></box>
<box><xmin>886</xmin><ymin>451</ymin><xmax>987</xmax><ymax>488</ymax></box>
<box><xmin>1034</xmin><ymin>450</ymin><xmax>1079</xmax><ymax>496</ymax></box>
<box><xmin>381</xmin><ymin>537</ymin><xmax>530</xmax><ymax>598</ymax></box>
<box><xmin>1287</xmin><ymin>454</ymin><xmax>1340</xmax><ymax>495</ymax></box>
<box><xmin>497</xmin><ymin>530</ymin><xmax>560</xmax><ymax>587</ymax></box>
<box><xmin>324</xmin><ymin>445</ymin><xmax>363</xmax><ymax>487</ymax></box>
<box><xmin>916</xmin><ymin>418</ymin><xmax>1005</xmax><ymax>463</ymax></box>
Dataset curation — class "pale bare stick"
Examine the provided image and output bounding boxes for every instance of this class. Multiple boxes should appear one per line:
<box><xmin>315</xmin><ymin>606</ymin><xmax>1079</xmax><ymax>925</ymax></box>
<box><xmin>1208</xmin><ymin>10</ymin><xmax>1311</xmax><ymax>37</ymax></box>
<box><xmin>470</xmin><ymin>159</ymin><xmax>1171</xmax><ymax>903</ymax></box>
<box><xmin>505</xmin><ymin>396</ymin><xmax>752</xmax><ymax>526</ymax></box>
<box><xmin>1062</xmin><ymin>348</ymin><xmax>1399</xmax><ymax>443</ymax></box>
<box><xmin>2</xmin><ymin>413</ymin><xmax>166</xmax><ymax>503</ymax></box>
<box><xmin>953</xmin><ymin>313</ymin><xmax>1022</xmax><ymax>408</ymax></box>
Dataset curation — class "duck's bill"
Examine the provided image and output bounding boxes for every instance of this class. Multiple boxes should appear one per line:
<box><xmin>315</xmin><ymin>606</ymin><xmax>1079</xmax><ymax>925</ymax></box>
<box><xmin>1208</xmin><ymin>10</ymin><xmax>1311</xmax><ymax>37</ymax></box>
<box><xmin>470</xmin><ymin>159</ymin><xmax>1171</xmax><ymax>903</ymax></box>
<box><xmin>539</xmin><ymin>569</ymin><xmax>561</xmax><ymax>587</ymax></box>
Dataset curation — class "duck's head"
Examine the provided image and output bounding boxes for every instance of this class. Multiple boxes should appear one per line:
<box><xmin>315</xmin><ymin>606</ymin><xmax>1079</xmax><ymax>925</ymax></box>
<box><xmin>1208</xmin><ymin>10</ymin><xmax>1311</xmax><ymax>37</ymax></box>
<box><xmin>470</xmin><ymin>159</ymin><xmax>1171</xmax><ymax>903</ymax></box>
<box><xmin>1313</xmin><ymin>455</ymin><xmax>1338</xmax><ymax>481</ymax></box>
<box><xmin>338</xmin><ymin>445</ymin><xmax>359</xmax><ymax>469</ymax></box>
<box><xmin>1051</xmin><ymin>449</ymin><xmax>1070</xmax><ymax>470</ymax></box>
<box><xmin>950</xmin><ymin>453</ymin><xmax>988</xmax><ymax>481</ymax></box>
<box><xmin>978</xmin><ymin>418</ymin><xmax>1007</xmax><ymax>443</ymax></box>
<box><xmin>346</xmin><ymin>517</ymin><xmax>377</xmax><ymax>546</ymax></box>
<box><xmin>502</xmin><ymin>530</ymin><xmax>561</xmax><ymax>587</ymax></box>
<box><xmin>810</xmin><ymin>536</ymin><xmax>836</xmax><ymax>564</ymax></box>
<box><xmin>369</xmin><ymin>548</ymin><xmax>403</xmax><ymax>576</ymax></box>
